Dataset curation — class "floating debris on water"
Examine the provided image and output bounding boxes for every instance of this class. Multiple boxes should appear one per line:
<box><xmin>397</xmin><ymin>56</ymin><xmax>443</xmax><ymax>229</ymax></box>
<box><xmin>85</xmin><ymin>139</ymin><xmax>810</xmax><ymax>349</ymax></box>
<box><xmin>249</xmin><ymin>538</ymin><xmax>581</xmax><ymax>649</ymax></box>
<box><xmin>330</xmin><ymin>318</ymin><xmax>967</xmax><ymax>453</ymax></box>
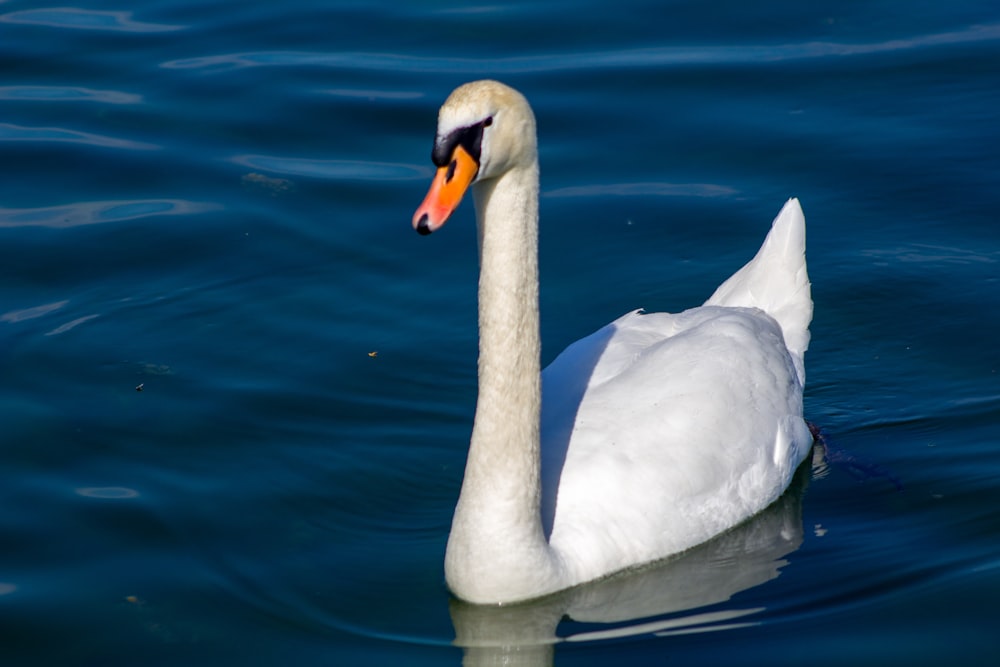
<box><xmin>241</xmin><ymin>172</ymin><xmax>294</xmax><ymax>196</ymax></box>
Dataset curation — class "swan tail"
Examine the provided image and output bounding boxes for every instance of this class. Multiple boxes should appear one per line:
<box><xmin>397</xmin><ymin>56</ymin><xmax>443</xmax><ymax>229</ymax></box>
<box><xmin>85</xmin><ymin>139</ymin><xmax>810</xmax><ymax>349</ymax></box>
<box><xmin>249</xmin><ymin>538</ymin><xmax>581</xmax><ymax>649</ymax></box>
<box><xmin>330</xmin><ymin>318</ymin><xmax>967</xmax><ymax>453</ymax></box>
<box><xmin>704</xmin><ymin>198</ymin><xmax>812</xmax><ymax>384</ymax></box>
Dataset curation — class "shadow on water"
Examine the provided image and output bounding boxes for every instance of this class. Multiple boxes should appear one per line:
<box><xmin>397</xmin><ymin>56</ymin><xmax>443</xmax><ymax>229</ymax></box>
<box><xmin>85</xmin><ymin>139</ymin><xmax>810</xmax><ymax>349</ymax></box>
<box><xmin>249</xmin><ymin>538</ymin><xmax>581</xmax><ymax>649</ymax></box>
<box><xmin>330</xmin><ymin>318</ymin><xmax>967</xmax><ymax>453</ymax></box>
<box><xmin>450</xmin><ymin>457</ymin><xmax>813</xmax><ymax>667</ymax></box>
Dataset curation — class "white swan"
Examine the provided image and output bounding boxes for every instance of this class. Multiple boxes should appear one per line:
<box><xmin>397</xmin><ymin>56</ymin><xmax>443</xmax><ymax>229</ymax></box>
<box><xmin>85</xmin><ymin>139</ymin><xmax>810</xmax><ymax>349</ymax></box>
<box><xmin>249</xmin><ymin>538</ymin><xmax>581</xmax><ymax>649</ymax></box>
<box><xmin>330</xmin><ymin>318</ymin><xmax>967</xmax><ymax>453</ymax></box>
<box><xmin>412</xmin><ymin>80</ymin><xmax>813</xmax><ymax>605</ymax></box>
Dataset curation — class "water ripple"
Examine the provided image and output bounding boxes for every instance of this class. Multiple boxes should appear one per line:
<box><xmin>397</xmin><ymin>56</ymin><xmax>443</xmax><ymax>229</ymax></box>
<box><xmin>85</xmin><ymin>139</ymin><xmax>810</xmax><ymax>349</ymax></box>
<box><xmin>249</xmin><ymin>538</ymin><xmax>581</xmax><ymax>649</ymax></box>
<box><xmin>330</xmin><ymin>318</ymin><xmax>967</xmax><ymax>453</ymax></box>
<box><xmin>566</xmin><ymin>608</ymin><xmax>763</xmax><ymax>641</ymax></box>
<box><xmin>861</xmin><ymin>243</ymin><xmax>999</xmax><ymax>266</ymax></box>
<box><xmin>0</xmin><ymin>7</ymin><xmax>183</xmax><ymax>32</ymax></box>
<box><xmin>232</xmin><ymin>155</ymin><xmax>428</xmax><ymax>181</ymax></box>
<box><xmin>45</xmin><ymin>314</ymin><xmax>101</xmax><ymax>336</ymax></box>
<box><xmin>1</xmin><ymin>300</ymin><xmax>69</xmax><ymax>324</ymax></box>
<box><xmin>0</xmin><ymin>123</ymin><xmax>157</xmax><ymax>150</ymax></box>
<box><xmin>75</xmin><ymin>486</ymin><xmax>140</xmax><ymax>499</ymax></box>
<box><xmin>545</xmin><ymin>182</ymin><xmax>738</xmax><ymax>199</ymax></box>
<box><xmin>322</xmin><ymin>88</ymin><xmax>424</xmax><ymax>101</ymax></box>
<box><xmin>0</xmin><ymin>85</ymin><xmax>141</xmax><ymax>105</ymax></box>
<box><xmin>161</xmin><ymin>23</ymin><xmax>1000</xmax><ymax>73</ymax></box>
<box><xmin>0</xmin><ymin>199</ymin><xmax>219</xmax><ymax>229</ymax></box>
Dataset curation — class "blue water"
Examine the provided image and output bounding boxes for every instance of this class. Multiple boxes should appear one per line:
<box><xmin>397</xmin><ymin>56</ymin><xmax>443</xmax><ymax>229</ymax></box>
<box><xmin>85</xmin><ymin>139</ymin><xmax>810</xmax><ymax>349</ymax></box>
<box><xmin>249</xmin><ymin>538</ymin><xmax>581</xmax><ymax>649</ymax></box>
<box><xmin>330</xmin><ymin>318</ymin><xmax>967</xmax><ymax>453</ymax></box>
<box><xmin>2</xmin><ymin>1</ymin><xmax>999</xmax><ymax>664</ymax></box>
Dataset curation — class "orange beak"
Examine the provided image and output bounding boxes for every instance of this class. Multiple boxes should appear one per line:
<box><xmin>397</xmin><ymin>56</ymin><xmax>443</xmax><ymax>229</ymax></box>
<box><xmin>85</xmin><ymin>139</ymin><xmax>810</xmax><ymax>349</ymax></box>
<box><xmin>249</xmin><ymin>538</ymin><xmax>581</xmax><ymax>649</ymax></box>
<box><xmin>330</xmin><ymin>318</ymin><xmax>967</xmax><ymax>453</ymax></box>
<box><xmin>412</xmin><ymin>144</ymin><xmax>479</xmax><ymax>235</ymax></box>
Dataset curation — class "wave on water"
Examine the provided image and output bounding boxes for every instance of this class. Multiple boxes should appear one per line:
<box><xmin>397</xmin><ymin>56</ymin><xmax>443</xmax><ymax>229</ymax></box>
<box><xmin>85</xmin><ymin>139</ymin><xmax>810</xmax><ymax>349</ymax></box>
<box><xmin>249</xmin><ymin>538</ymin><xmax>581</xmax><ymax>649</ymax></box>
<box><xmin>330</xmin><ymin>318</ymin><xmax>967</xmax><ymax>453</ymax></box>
<box><xmin>0</xmin><ymin>200</ymin><xmax>219</xmax><ymax>229</ymax></box>
<box><xmin>0</xmin><ymin>7</ymin><xmax>183</xmax><ymax>32</ymax></box>
<box><xmin>159</xmin><ymin>22</ymin><xmax>1000</xmax><ymax>73</ymax></box>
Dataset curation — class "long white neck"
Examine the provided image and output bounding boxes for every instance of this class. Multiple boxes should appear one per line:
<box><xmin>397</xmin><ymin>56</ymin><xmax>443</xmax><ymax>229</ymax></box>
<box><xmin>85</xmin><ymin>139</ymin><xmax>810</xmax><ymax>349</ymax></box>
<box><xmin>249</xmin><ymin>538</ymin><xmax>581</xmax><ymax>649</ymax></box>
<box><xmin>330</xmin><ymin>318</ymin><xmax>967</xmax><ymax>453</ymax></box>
<box><xmin>444</xmin><ymin>161</ymin><xmax>563</xmax><ymax>604</ymax></box>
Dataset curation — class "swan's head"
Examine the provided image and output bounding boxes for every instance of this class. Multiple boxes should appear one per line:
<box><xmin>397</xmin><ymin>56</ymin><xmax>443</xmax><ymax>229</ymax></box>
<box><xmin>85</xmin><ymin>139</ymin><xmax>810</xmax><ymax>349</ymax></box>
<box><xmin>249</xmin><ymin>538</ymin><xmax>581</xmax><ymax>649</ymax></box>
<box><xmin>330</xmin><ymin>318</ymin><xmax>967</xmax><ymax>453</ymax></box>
<box><xmin>412</xmin><ymin>80</ymin><xmax>537</xmax><ymax>235</ymax></box>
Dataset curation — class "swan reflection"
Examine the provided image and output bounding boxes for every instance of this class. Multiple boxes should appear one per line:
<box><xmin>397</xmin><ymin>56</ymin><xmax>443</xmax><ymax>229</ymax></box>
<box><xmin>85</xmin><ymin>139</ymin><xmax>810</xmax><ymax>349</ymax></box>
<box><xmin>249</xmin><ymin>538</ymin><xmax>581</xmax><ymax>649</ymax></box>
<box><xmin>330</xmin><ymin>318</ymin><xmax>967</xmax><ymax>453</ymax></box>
<box><xmin>449</xmin><ymin>458</ymin><xmax>811</xmax><ymax>666</ymax></box>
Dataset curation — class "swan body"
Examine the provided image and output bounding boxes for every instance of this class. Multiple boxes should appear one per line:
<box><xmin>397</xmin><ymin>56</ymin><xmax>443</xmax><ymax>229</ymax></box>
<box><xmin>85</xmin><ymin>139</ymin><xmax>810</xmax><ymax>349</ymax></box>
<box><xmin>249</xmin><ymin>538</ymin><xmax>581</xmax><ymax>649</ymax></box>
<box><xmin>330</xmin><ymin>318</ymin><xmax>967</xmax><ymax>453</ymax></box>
<box><xmin>412</xmin><ymin>80</ymin><xmax>813</xmax><ymax>605</ymax></box>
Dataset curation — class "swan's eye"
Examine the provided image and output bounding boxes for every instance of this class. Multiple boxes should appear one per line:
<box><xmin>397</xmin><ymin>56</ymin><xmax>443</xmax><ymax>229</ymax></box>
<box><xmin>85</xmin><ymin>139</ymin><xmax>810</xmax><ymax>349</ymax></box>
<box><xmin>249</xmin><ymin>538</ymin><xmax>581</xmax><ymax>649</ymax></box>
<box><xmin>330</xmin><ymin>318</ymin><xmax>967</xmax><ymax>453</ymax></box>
<box><xmin>432</xmin><ymin>117</ymin><xmax>492</xmax><ymax>168</ymax></box>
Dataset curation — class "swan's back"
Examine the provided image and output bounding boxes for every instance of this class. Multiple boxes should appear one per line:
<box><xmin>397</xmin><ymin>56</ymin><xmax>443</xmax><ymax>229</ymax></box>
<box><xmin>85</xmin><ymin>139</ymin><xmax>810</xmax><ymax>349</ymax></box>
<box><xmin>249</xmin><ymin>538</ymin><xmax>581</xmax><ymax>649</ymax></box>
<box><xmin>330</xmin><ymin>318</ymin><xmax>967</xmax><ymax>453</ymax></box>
<box><xmin>541</xmin><ymin>199</ymin><xmax>812</xmax><ymax>585</ymax></box>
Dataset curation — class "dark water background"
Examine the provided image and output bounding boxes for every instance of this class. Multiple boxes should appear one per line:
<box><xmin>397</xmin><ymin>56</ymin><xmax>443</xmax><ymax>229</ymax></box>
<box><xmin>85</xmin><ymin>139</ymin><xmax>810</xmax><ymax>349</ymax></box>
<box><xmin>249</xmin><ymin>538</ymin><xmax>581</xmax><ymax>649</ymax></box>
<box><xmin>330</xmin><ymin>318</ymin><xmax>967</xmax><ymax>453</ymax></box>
<box><xmin>1</xmin><ymin>1</ymin><xmax>998</xmax><ymax>664</ymax></box>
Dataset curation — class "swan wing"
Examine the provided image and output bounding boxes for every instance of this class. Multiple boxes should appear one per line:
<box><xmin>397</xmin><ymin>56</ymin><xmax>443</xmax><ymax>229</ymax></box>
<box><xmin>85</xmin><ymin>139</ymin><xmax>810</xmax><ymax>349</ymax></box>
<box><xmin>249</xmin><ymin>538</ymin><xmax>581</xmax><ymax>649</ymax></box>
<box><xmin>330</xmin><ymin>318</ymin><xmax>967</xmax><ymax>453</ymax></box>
<box><xmin>540</xmin><ymin>201</ymin><xmax>812</xmax><ymax>583</ymax></box>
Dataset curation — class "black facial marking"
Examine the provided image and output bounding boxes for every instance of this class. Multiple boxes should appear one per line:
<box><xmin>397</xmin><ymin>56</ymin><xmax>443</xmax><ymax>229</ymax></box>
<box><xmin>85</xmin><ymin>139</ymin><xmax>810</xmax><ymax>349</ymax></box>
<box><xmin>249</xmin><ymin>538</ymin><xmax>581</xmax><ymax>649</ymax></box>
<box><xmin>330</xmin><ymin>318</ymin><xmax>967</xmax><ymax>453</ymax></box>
<box><xmin>431</xmin><ymin>117</ymin><xmax>492</xmax><ymax>168</ymax></box>
<box><xmin>445</xmin><ymin>159</ymin><xmax>457</xmax><ymax>183</ymax></box>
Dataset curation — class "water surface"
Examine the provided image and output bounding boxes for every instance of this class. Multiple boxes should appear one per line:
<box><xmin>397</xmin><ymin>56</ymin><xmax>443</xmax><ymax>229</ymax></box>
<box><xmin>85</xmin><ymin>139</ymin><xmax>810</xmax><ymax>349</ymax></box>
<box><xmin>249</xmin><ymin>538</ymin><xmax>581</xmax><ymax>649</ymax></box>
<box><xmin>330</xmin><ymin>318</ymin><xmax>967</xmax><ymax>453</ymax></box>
<box><xmin>1</xmin><ymin>1</ymin><xmax>998</xmax><ymax>664</ymax></box>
